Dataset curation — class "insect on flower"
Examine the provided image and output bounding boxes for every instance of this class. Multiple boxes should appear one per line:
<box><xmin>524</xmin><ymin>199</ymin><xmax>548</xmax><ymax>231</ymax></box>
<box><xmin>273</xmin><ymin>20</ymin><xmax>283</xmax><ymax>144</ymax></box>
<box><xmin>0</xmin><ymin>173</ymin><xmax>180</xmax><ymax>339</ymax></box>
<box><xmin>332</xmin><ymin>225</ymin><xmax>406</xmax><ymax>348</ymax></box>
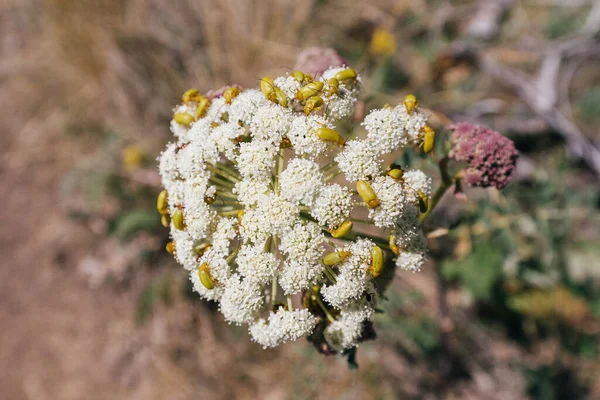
<box><xmin>174</xmin><ymin>112</ymin><xmax>194</xmax><ymax>126</ymax></box>
<box><xmin>389</xmin><ymin>234</ymin><xmax>400</xmax><ymax>256</ymax></box>
<box><xmin>274</xmin><ymin>87</ymin><xmax>289</xmax><ymax>107</ymax></box>
<box><xmin>296</xmin><ymin>81</ymin><xmax>325</xmax><ymax>102</ymax></box>
<box><xmin>224</xmin><ymin>87</ymin><xmax>241</xmax><ymax>104</ymax></box>
<box><xmin>357</xmin><ymin>180</ymin><xmax>381</xmax><ymax>208</ymax></box>
<box><xmin>157</xmin><ymin>189</ymin><xmax>169</xmax><ymax>215</ymax></box>
<box><xmin>325</xmin><ymin>78</ymin><xmax>339</xmax><ymax>97</ymax></box>
<box><xmin>196</xmin><ymin>97</ymin><xmax>212</xmax><ymax>119</ymax></box>
<box><xmin>193</xmin><ymin>242</ymin><xmax>212</xmax><ymax>257</ymax></box>
<box><xmin>368</xmin><ymin>246</ymin><xmax>384</xmax><ymax>277</ymax></box>
<box><xmin>328</xmin><ymin>220</ymin><xmax>353</xmax><ymax>238</ymax></box>
<box><xmin>182</xmin><ymin>88</ymin><xmax>203</xmax><ymax>104</ymax></box>
<box><xmin>303</xmin><ymin>95</ymin><xmax>324</xmax><ymax>115</ymax></box>
<box><xmin>260</xmin><ymin>76</ymin><xmax>278</xmax><ymax>103</ymax></box>
<box><xmin>166</xmin><ymin>241</ymin><xmax>176</xmax><ymax>255</ymax></box>
<box><xmin>198</xmin><ymin>262</ymin><xmax>215</xmax><ymax>290</ymax></box>
<box><xmin>316</xmin><ymin>127</ymin><xmax>345</xmax><ymax>147</ymax></box>
<box><xmin>333</xmin><ymin>68</ymin><xmax>357</xmax><ymax>83</ymax></box>
<box><xmin>403</xmin><ymin>94</ymin><xmax>418</xmax><ymax>114</ymax></box>
<box><xmin>172</xmin><ymin>208</ymin><xmax>185</xmax><ymax>230</ymax></box>
<box><xmin>386</xmin><ymin>165</ymin><xmax>404</xmax><ymax>182</ymax></box>
<box><xmin>417</xmin><ymin>190</ymin><xmax>429</xmax><ymax>213</ymax></box>
<box><xmin>421</xmin><ymin>125</ymin><xmax>435</xmax><ymax>154</ymax></box>
<box><xmin>323</xmin><ymin>250</ymin><xmax>352</xmax><ymax>266</ymax></box>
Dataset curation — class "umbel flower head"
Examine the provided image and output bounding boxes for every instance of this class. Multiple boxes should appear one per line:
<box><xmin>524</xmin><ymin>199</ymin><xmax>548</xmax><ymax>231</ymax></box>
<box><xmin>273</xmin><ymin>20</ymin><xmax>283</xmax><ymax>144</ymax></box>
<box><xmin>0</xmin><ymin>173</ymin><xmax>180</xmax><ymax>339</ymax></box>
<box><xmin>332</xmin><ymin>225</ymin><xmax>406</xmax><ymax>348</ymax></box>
<box><xmin>448</xmin><ymin>122</ymin><xmax>519</xmax><ymax>190</ymax></box>
<box><xmin>158</xmin><ymin>67</ymin><xmax>434</xmax><ymax>351</ymax></box>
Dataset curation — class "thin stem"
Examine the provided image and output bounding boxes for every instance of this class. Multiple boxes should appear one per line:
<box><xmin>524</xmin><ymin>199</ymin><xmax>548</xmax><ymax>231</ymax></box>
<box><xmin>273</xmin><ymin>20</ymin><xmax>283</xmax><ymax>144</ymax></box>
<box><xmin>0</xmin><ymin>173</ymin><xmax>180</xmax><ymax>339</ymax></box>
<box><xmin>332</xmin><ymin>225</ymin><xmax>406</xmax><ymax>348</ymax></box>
<box><xmin>211</xmin><ymin>161</ymin><xmax>242</xmax><ymax>178</ymax></box>
<box><xmin>206</xmin><ymin>163</ymin><xmax>240</xmax><ymax>183</ymax></box>
<box><xmin>324</xmin><ymin>265</ymin><xmax>337</xmax><ymax>284</ymax></box>
<box><xmin>324</xmin><ymin>170</ymin><xmax>342</xmax><ymax>182</ymax></box>
<box><xmin>215</xmin><ymin>191</ymin><xmax>238</xmax><ymax>199</ymax></box>
<box><xmin>274</xmin><ymin>151</ymin><xmax>284</xmax><ymax>194</ymax></box>
<box><xmin>312</xmin><ymin>293</ymin><xmax>336</xmax><ymax>323</ymax></box>
<box><xmin>287</xmin><ymin>295</ymin><xmax>294</xmax><ymax>311</ymax></box>
<box><xmin>215</xmin><ymin>200</ymin><xmax>239</xmax><ymax>206</ymax></box>
<box><xmin>323</xmin><ymin>265</ymin><xmax>335</xmax><ymax>284</ymax></box>
<box><xmin>271</xmin><ymin>236</ymin><xmax>279</xmax><ymax>308</ymax></box>
<box><xmin>349</xmin><ymin>217</ymin><xmax>374</xmax><ymax>225</ymax></box>
<box><xmin>320</xmin><ymin>161</ymin><xmax>338</xmax><ymax>173</ymax></box>
<box><xmin>226</xmin><ymin>247</ymin><xmax>239</xmax><ymax>263</ymax></box>
<box><xmin>218</xmin><ymin>209</ymin><xmax>243</xmax><ymax>217</ymax></box>
<box><xmin>419</xmin><ymin>157</ymin><xmax>452</xmax><ymax>224</ymax></box>
<box><xmin>210</xmin><ymin>176</ymin><xmax>235</xmax><ymax>189</ymax></box>
<box><xmin>271</xmin><ymin>277</ymin><xmax>278</xmax><ymax>308</ymax></box>
<box><xmin>344</xmin><ymin>231</ymin><xmax>391</xmax><ymax>251</ymax></box>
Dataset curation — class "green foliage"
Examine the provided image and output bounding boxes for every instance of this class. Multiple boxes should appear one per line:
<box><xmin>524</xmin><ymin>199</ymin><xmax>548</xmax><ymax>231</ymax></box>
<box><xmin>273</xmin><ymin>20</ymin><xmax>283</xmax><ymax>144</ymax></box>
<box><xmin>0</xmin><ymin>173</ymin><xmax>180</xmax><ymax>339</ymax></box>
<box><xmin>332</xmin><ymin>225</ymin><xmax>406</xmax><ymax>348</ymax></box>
<box><xmin>577</xmin><ymin>86</ymin><xmax>600</xmax><ymax>124</ymax></box>
<box><xmin>135</xmin><ymin>275</ymin><xmax>175</xmax><ymax>324</ymax></box>
<box><xmin>525</xmin><ymin>364</ymin><xmax>589</xmax><ymax>400</ymax></box>
<box><xmin>442</xmin><ymin>241</ymin><xmax>504</xmax><ymax>301</ymax></box>
<box><xmin>112</xmin><ymin>208</ymin><xmax>159</xmax><ymax>238</ymax></box>
<box><xmin>544</xmin><ymin>9</ymin><xmax>585</xmax><ymax>39</ymax></box>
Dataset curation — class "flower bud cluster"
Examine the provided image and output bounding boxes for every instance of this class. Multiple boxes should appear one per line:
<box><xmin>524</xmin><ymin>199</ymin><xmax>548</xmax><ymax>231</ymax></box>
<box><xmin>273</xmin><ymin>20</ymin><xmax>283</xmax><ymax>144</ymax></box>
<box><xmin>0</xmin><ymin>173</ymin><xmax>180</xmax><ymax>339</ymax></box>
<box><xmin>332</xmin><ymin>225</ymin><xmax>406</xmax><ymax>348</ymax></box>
<box><xmin>158</xmin><ymin>68</ymin><xmax>432</xmax><ymax>350</ymax></box>
<box><xmin>449</xmin><ymin>122</ymin><xmax>519</xmax><ymax>190</ymax></box>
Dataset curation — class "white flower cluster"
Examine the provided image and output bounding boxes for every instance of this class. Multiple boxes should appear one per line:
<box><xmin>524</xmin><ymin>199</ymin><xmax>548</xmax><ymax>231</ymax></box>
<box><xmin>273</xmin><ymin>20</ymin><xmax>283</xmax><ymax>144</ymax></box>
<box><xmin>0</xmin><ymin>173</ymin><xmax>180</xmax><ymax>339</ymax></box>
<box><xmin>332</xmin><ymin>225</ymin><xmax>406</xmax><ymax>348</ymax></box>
<box><xmin>158</xmin><ymin>68</ymin><xmax>432</xmax><ymax>351</ymax></box>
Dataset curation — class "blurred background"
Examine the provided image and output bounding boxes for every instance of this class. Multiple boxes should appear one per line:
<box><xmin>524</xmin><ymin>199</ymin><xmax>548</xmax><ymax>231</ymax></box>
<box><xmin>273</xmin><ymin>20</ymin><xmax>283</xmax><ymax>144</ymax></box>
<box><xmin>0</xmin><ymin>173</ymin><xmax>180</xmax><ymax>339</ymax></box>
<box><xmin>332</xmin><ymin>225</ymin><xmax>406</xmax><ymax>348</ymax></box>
<box><xmin>1</xmin><ymin>0</ymin><xmax>599</xmax><ymax>399</ymax></box>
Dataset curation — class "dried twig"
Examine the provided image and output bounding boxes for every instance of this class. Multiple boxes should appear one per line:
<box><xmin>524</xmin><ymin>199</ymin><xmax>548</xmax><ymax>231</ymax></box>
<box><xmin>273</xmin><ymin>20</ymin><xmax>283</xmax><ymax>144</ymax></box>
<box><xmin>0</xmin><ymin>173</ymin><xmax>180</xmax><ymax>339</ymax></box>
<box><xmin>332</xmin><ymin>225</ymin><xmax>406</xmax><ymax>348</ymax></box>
<box><xmin>456</xmin><ymin>3</ymin><xmax>600</xmax><ymax>177</ymax></box>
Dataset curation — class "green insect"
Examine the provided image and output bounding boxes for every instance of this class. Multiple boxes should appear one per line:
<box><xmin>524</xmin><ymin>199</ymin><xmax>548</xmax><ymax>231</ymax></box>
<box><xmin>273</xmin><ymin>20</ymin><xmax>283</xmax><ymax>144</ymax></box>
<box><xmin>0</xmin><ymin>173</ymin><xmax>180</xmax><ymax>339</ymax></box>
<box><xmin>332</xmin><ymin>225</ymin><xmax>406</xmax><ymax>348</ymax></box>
<box><xmin>157</xmin><ymin>189</ymin><xmax>169</xmax><ymax>215</ymax></box>
<box><xmin>303</xmin><ymin>96</ymin><xmax>324</xmax><ymax>115</ymax></box>
<box><xmin>421</xmin><ymin>125</ymin><xmax>435</xmax><ymax>154</ymax></box>
<box><xmin>198</xmin><ymin>262</ymin><xmax>215</xmax><ymax>290</ymax></box>
<box><xmin>174</xmin><ymin>112</ymin><xmax>194</xmax><ymax>126</ymax></box>
<box><xmin>368</xmin><ymin>246</ymin><xmax>384</xmax><ymax>277</ymax></box>
<box><xmin>172</xmin><ymin>208</ymin><xmax>185</xmax><ymax>230</ymax></box>
<box><xmin>166</xmin><ymin>241</ymin><xmax>176</xmax><ymax>255</ymax></box>
<box><xmin>357</xmin><ymin>180</ymin><xmax>380</xmax><ymax>209</ymax></box>
<box><xmin>315</xmin><ymin>127</ymin><xmax>345</xmax><ymax>147</ymax></box>
<box><xmin>323</xmin><ymin>250</ymin><xmax>352</xmax><ymax>266</ymax></box>
<box><xmin>403</xmin><ymin>94</ymin><xmax>418</xmax><ymax>114</ymax></box>
<box><xmin>223</xmin><ymin>87</ymin><xmax>241</xmax><ymax>104</ymax></box>
<box><xmin>296</xmin><ymin>81</ymin><xmax>324</xmax><ymax>102</ymax></box>
<box><xmin>328</xmin><ymin>220</ymin><xmax>353</xmax><ymax>238</ymax></box>
<box><xmin>333</xmin><ymin>68</ymin><xmax>357</xmax><ymax>82</ymax></box>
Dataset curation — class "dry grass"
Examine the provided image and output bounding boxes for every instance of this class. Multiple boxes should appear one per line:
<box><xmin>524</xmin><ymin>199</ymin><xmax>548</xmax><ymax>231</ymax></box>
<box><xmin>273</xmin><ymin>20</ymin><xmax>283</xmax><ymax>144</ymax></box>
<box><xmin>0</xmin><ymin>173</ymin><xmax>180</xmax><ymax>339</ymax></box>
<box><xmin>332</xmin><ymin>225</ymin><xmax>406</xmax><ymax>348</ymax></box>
<box><xmin>2</xmin><ymin>0</ymin><xmax>599</xmax><ymax>399</ymax></box>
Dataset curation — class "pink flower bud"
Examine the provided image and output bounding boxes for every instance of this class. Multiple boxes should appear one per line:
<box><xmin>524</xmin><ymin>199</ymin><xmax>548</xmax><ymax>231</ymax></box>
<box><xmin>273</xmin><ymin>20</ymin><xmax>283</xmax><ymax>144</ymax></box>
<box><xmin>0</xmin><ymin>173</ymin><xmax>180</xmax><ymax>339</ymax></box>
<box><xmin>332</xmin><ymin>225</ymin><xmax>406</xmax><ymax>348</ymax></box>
<box><xmin>449</xmin><ymin>122</ymin><xmax>519</xmax><ymax>190</ymax></box>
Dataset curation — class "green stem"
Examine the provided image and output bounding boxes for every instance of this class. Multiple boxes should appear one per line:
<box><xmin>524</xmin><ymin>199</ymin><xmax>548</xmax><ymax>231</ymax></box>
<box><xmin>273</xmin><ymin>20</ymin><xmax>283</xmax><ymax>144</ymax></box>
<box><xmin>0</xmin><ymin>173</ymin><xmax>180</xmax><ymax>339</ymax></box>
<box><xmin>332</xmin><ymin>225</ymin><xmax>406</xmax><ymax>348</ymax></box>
<box><xmin>215</xmin><ymin>200</ymin><xmax>239</xmax><ymax>206</ymax></box>
<box><xmin>419</xmin><ymin>157</ymin><xmax>452</xmax><ymax>224</ymax></box>
<box><xmin>215</xmin><ymin>191</ymin><xmax>238</xmax><ymax>199</ymax></box>
<box><xmin>271</xmin><ymin>277</ymin><xmax>278</xmax><ymax>308</ymax></box>
<box><xmin>271</xmin><ymin>236</ymin><xmax>279</xmax><ymax>308</ymax></box>
<box><xmin>320</xmin><ymin>161</ymin><xmax>338</xmax><ymax>173</ymax></box>
<box><xmin>209</xmin><ymin>176</ymin><xmax>235</xmax><ymax>189</ymax></box>
<box><xmin>324</xmin><ymin>265</ymin><xmax>337</xmax><ymax>284</ymax></box>
<box><xmin>349</xmin><ymin>217</ymin><xmax>374</xmax><ymax>225</ymax></box>
<box><xmin>207</xmin><ymin>163</ymin><xmax>240</xmax><ymax>183</ymax></box>
<box><xmin>213</xmin><ymin>162</ymin><xmax>242</xmax><ymax>179</ymax></box>
<box><xmin>344</xmin><ymin>231</ymin><xmax>391</xmax><ymax>251</ymax></box>
<box><xmin>226</xmin><ymin>247</ymin><xmax>239</xmax><ymax>263</ymax></box>
<box><xmin>287</xmin><ymin>295</ymin><xmax>294</xmax><ymax>311</ymax></box>
<box><xmin>218</xmin><ymin>209</ymin><xmax>242</xmax><ymax>217</ymax></box>
<box><xmin>312</xmin><ymin>293</ymin><xmax>335</xmax><ymax>323</ymax></box>
<box><xmin>324</xmin><ymin>170</ymin><xmax>342</xmax><ymax>181</ymax></box>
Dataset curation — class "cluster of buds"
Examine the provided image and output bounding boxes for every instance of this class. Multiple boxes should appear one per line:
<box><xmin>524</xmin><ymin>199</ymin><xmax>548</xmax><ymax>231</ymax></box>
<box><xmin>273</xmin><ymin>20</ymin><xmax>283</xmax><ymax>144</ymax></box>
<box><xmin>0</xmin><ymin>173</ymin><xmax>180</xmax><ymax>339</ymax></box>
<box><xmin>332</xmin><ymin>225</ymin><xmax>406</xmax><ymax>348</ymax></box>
<box><xmin>158</xmin><ymin>66</ymin><xmax>435</xmax><ymax>351</ymax></box>
<box><xmin>449</xmin><ymin>122</ymin><xmax>519</xmax><ymax>190</ymax></box>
